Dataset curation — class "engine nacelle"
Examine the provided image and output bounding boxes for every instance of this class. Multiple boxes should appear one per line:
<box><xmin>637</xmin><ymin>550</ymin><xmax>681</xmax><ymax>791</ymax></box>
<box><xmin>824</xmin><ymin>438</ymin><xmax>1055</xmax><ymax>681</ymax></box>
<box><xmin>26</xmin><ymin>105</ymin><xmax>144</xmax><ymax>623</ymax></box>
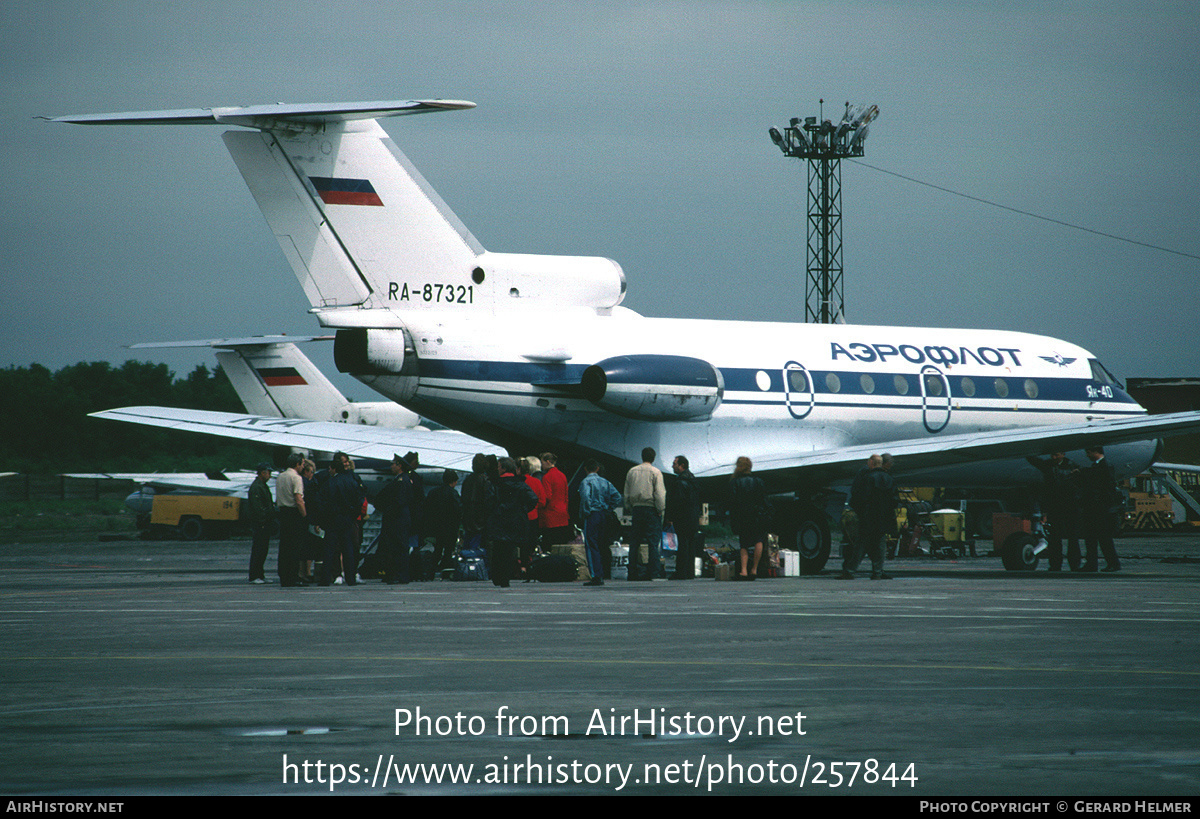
<box><xmin>333</xmin><ymin>327</ymin><xmax>414</xmax><ymax>376</ymax></box>
<box><xmin>580</xmin><ymin>355</ymin><xmax>723</xmax><ymax>422</ymax></box>
<box><xmin>337</xmin><ymin>401</ymin><xmax>421</xmax><ymax>428</ymax></box>
<box><xmin>474</xmin><ymin>251</ymin><xmax>626</xmax><ymax>311</ymax></box>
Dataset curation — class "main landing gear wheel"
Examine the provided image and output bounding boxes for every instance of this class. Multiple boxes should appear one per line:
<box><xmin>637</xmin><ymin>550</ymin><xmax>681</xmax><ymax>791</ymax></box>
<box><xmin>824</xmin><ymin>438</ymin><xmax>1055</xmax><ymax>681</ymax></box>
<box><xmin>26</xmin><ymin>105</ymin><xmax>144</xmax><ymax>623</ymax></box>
<box><xmin>796</xmin><ymin>513</ymin><xmax>831</xmax><ymax>574</ymax></box>
<box><xmin>776</xmin><ymin>499</ymin><xmax>831</xmax><ymax>575</ymax></box>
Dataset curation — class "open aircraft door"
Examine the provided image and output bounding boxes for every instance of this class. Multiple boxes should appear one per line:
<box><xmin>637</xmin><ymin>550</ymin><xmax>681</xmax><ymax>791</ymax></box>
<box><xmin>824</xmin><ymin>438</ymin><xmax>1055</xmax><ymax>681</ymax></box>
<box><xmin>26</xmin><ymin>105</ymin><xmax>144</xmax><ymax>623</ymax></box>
<box><xmin>783</xmin><ymin>361</ymin><xmax>814</xmax><ymax>420</ymax></box>
<box><xmin>921</xmin><ymin>365</ymin><xmax>951</xmax><ymax>432</ymax></box>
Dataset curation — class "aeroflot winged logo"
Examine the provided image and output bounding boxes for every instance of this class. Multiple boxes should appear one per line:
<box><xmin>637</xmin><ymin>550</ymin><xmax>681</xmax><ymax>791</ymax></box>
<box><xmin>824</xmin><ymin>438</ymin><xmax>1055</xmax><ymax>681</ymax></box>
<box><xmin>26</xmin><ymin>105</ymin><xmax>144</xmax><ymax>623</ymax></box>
<box><xmin>308</xmin><ymin>176</ymin><xmax>384</xmax><ymax>207</ymax></box>
<box><xmin>1039</xmin><ymin>354</ymin><xmax>1078</xmax><ymax>367</ymax></box>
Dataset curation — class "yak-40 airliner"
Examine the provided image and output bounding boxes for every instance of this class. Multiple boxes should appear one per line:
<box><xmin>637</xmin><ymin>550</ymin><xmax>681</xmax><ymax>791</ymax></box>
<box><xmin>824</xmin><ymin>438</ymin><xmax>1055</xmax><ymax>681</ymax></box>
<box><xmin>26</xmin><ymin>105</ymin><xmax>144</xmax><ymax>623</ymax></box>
<box><xmin>53</xmin><ymin>99</ymin><xmax>1200</xmax><ymax>572</ymax></box>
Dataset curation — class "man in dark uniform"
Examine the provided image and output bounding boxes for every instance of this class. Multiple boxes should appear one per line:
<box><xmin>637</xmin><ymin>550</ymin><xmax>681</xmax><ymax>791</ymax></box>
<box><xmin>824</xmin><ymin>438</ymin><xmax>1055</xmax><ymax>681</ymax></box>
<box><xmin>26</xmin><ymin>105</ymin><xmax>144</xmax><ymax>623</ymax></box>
<box><xmin>374</xmin><ymin>454</ymin><xmax>414</xmax><ymax>584</ymax></box>
<box><xmin>1079</xmin><ymin>445</ymin><xmax>1121</xmax><ymax>572</ymax></box>
<box><xmin>404</xmin><ymin>452</ymin><xmax>425</xmax><ymax>561</ymax></box>
<box><xmin>839</xmin><ymin>455</ymin><xmax>880</xmax><ymax>580</ymax></box>
<box><xmin>666</xmin><ymin>455</ymin><xmax>701</xmax><ymax>579</ymax></box>
<box><xmin>247</xmin><ymin>462</ymin><xmax>275</xmax><ymax>584</ymax></box>
<box><xmin>424</xmin><ymin>469</ymin><xmax>463</xmax><ymax>579</ymax></box>
<box><xmin>318</xmin><ymin>452</ymin><xmax>366</xmax><ymax>586</ymax></box>
<box><xmin>487</xmin><ymin>457</ymin><xmax>538</xmax><ymax>588</ymax></box>
<box><xmin>865</xmin><ymin>455</ymin><xmax>897</xmax><ymax>580</ymax></box>
<box><xmin>1027</xmin><ymin>452</ymin><xmax>1082</xmax><ymax>571</ymax></box>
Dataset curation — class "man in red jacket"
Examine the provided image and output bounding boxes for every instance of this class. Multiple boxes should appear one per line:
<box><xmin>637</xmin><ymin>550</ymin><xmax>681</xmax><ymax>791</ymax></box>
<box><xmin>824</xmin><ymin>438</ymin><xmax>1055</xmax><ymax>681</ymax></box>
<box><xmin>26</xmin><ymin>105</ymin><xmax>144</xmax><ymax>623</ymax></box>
<box><xmin>538</xmin><ymin>451</ymin><xmax>573</xmax><ymax>548</ymax></box>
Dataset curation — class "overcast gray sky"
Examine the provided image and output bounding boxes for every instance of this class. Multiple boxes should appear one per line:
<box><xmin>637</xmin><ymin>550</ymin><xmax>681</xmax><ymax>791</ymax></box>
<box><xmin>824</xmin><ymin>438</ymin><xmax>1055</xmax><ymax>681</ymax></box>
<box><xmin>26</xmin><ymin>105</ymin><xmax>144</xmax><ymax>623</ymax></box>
<box><xmin>4</xmin><ymin>0</ymin><xmax>1198</xmax><ymax>400</ymax></box>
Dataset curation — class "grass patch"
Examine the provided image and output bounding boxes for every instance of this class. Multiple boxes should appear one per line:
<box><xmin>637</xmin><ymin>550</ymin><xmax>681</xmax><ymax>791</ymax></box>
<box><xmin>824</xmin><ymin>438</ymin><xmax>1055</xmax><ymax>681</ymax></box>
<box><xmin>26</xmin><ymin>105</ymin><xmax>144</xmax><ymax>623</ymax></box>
<box><xmin>0</xmin><ymin>498</ymin><xmax>137</xmax><ymax>542</ymax></box>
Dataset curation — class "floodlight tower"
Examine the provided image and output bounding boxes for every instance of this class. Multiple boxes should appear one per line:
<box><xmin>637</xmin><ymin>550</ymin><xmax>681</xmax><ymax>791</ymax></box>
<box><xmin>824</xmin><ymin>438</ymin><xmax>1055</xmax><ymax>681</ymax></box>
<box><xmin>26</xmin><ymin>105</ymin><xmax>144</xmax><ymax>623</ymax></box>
<box><xmin>769</xmin><ymin>101</ymin><xmax>879</xmax><ymax>323</ymax></box>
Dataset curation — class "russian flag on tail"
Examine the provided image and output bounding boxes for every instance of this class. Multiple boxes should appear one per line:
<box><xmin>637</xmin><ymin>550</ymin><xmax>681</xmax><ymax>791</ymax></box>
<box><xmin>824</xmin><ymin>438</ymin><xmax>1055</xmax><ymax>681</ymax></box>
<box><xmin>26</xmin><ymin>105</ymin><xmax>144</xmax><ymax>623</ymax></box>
<box><xmin>256</xmin><ymin>367</ymin><xmax>307</xmax><ymax>387</ymax></box>
<box><xmin>308</xmin><ymin>176</ymin><xmax>384</xmax><ymax>206</ymax></box>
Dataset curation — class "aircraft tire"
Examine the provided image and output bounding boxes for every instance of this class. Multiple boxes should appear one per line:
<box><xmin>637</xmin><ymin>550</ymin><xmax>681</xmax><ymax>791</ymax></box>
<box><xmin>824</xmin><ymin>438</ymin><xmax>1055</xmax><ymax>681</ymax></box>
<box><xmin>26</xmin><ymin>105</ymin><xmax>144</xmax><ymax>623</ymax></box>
<box><xmin>770</xmin><ymin>498</ymin><xmax>832</xmax><ymax>575</ymax></box>
<box><xmin>1001</xmin><ymin>532</ymin><xmax>1038</xmax><ymax>571</ymax></box>
<box><xmin>970</xmin><ymin>507</ymin><xmax>996</xmax><ymax>540</ymax></box>
<box><xmin>796</xmin><ymin>516</ymin><xmax>831</xmax><ymax>574</ymax></box>
<box><xmin>778</xmin><ymin>501</ymin><xmax>830</xmax><ymax>575</ymax></box>
<box><xmin>177</xmin><ymin>516</ymin><xmax>204</xmax><ymax>541</ymax></box>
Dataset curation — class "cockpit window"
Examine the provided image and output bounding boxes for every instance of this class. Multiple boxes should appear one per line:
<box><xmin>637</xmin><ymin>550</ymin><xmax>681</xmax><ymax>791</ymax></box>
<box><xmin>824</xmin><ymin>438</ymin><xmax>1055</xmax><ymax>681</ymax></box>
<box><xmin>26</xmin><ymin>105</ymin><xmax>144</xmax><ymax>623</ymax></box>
<box><xmin>1089</xmin><ymin>359</ymin><xmax>1123</xmax><ymax>388</ymax></box>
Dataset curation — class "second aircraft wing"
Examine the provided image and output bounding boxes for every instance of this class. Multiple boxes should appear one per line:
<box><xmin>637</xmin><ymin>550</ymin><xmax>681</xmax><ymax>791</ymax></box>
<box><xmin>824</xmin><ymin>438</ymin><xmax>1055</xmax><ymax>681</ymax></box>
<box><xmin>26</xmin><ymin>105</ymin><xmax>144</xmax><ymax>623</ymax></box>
<box><xmin>91</xmin><ymin>406</ymin><xmax>506</xmax><ymax>472</ymax></box>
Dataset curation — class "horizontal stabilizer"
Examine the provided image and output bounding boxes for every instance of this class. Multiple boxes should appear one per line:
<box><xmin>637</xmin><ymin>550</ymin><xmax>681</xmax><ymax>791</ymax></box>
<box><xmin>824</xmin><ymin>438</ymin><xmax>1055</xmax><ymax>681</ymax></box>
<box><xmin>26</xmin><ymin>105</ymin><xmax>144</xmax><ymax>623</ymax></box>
<box><xmin>129</xmin><ymin>335</ymin><xmax>333</xmax><ymax>349</ymax></box>
<box><xmin>50</xmin><ymin>100</ymin><xmax>475</xmax><ymax>129</ymax></box>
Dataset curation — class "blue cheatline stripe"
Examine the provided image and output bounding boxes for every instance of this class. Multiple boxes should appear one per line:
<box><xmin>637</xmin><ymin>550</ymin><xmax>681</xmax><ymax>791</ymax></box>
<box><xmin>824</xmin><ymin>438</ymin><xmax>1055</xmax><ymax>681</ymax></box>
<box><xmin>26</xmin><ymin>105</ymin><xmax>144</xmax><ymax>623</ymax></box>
<box><xmin>413</xmin><ymin>358</ymin><xmax>1141</xmax><ymax>409</ymax></box>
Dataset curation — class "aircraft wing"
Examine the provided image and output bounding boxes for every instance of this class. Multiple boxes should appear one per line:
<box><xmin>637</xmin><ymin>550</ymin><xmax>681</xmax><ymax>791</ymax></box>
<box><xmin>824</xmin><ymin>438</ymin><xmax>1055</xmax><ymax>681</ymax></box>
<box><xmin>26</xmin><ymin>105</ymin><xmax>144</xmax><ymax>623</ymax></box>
<box><xmin>696</xmin><ymin>410</ymin><xmax>1200</xmax><ymax>485</ymax></box>
<box><xmin>62</xmin><ymin>472</ymin><xmax>258</xmax><ymax>494</ymax></box>
<box><xmin>90</xmin><ymin>406</ymin><xmax>505</xmax><ymax>472</ymax></box>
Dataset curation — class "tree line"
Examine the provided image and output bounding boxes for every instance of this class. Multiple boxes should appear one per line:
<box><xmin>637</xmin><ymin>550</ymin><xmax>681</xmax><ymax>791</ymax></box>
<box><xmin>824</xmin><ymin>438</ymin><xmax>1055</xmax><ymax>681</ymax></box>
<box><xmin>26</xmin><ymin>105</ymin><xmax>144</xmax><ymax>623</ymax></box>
<box><xmin>0</xmin><ymin>361</ymin><xmax>270</xmax><ymax>474</ymax></box>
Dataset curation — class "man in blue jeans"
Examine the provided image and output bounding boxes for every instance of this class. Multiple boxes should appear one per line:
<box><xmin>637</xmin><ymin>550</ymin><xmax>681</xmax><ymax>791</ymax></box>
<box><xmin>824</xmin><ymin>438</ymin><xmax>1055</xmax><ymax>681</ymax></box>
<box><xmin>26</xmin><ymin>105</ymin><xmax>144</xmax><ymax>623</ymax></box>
<box><xmin>579</xmin><ymin>459</ymin><xmax>622</xmax><ymax>586</ymax></box>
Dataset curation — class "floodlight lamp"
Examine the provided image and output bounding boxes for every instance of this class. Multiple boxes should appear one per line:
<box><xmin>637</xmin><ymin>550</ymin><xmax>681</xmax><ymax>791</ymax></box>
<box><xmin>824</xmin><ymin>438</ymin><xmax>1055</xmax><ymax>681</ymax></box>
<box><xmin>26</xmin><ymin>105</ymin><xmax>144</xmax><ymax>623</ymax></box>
<box><xmin>849</xmin><ymin>124</ymin><xmax>870</xmax><ymax>149</ymax></box>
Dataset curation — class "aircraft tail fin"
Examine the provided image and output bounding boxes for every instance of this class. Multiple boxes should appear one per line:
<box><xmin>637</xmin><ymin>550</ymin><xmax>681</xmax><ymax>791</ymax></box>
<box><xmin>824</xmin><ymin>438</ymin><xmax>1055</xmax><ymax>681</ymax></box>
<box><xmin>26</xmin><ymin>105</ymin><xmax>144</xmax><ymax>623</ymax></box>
<box><xmin>54</xmin><ymin>100</ymin><xmax>628</xmax><ymax>317</ymax></box>
<box><xmin>213</xmin><ymin>341</ymin><xmax>350</xmax><ymax>420</ymax></box>
<box><xmin>221</xmin><ymin>120</ymin><xmax>484</xmax><ymax>311</ymax></box>
<box><xmin>131</xmin><ymin>335</ymin><xmax>423</xmax><ymax>427</ymax></box>
<box><xmin>213</xmin><ymin>339</ymin><xmax>417</xmax><ymax>427</ymax></box>
<box><xmin>55</xmin><ymin>100</ymin><xmax>483</xmax><ymax>312</ymax></box>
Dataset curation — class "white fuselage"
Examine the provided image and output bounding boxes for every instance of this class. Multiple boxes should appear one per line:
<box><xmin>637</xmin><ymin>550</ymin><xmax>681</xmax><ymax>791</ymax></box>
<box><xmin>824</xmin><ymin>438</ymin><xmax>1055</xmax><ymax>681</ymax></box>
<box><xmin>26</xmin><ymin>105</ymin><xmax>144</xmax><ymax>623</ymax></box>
<box><xmin>348</xmin><ymin>308</ymin><xmax>1151</xmax><ymax>484</ymax></box>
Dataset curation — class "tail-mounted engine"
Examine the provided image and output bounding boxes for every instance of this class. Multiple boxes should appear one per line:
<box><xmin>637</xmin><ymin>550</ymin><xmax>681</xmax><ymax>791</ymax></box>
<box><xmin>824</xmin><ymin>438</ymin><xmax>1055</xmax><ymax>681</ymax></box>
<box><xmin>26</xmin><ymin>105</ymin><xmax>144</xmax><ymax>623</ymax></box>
<box><xmin>474</xmin><ymin>252</ymin><xmax>626</xmax><ymax>311</ymax></box>
<box><xmin>333</xmin><ymin>327</ymin><xmax>416</xmax><ymax>377</ymax></box>
<box><xmin>580</xmin><ymin>355</ymin><xmax>723</xmax><ymax>422</ymax></box>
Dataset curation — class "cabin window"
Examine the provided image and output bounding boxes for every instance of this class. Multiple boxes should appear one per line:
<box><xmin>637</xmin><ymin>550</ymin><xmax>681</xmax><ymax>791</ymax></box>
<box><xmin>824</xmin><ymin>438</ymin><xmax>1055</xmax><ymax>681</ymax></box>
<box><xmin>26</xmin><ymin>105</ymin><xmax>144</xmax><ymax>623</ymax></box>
<box><xmin>825</xmin><ymin>372</ymin><xmax>842</xmax><ymax>393</ymax></box>
<box><xmin>923</xmin><ymin>374</ymin><xmax>944</xmax><ymax>396</ymax></box>
<box><xmin>994</xmin><ymin>378</ymin><xmax>1010</xmax><ymax>398</ymax></box>
<box><xmin>893</xmin><ymin>374</ymin><xmax>910</xmax><ymax>395</ymax></box>
<box><xmin>960</xmin><ymin>377</ymin><xmax>976</xmax><ymax>397</ymax></box>
<box><xmin>860</xmin><ymin>373</ymin><xmax>875</xmax><ymax>394</ymax></box>
<box><xmin>1024</xmin><ymin>379</ymin><xmax>1039</xmax><ymax>399</ymax></box>
<box><xmin>788</xmin><ymin>369</ymin><xmax>808</xmax><ymax>392</ymax></box>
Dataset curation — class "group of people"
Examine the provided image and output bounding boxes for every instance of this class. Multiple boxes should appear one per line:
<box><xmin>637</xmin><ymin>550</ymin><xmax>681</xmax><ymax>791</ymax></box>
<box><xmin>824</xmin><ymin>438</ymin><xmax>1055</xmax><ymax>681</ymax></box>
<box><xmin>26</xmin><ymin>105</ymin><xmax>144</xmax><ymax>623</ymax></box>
<box><xmin>246</xmin><ymin>446</ymin><xmax>714</xmax><ymax>588</ymax></box>
<box><xmin>248</xmin><ymin>449</ymin><xmax>579</xmax><ymax>589</ymax></box>
<box><xmin>369</xmin><ymin>446</ymin><xmax>707</xmax><ymax>588</ymax></box>
<box><xmin>246</xmin><ymin>442</ymin><xmax>1125</xmax><ymax>587</ymax></box>
<box><xmin>451</xmin><ymin>452</ymin><xmax>572</xmax><ymax>588</ymax></box>
<box><xmin>578</xmin><ymin>448</ymin><xmax>704</xmax><ymax>585</ymax></box>
<box><xmin>248</xmin><ymin>451</ymin><xmax>370</xmax><ymax>586</ymax></box>
<box><xmin>1028</xmin><ymin>445</ymin><xmax>1122</xmax><ymax>572</ymax></box>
